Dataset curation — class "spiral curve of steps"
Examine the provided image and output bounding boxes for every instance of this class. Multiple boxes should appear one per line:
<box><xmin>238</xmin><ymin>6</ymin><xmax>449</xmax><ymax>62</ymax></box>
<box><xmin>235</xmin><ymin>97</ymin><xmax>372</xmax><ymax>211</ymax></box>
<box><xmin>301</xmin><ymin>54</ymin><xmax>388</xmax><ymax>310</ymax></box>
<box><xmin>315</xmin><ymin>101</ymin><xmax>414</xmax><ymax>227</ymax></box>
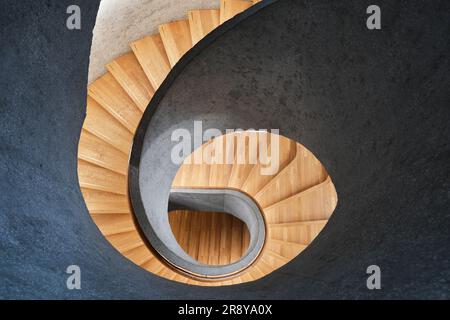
<box><xmin>78</xmin><ymin>0</ymin><xmax>337</xmax><ymax>286</ymax></box>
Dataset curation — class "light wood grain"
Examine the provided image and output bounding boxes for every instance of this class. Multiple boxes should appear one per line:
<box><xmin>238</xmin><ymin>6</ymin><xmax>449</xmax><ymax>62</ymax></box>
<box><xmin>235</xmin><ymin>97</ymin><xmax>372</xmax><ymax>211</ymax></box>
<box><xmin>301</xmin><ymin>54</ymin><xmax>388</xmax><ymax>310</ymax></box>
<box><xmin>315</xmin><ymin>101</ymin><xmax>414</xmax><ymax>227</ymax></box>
<box><xmin>220</xmin><ymin>0</ymin><xmax>253</xmax><ymax>24</ymax></box>
<box><xmin>241</xmin><ymin>134</ymin><xmax>297</xmax><ymax>195</ymax></box>
<box><xmin>159</xmin><ymin>20</ymin><xmax>192</xmax><ymax>67</ymax></box>
<box><xmin>169</xmin><ymin>211</ymin><xmax>249</xmax><ymax>266</ymax></box>
<box><xmin>227</xmin><ymin>132</ymin><xmax>257</xmax><ymax>189</ymax></box>
<box><xmin>123</xmin><ymin>245</ymin><xmax>153</xmax><ymax>266</ymax></box>
<box><xmin>106</xmin><ymin>52</ymin><xmax>155</xmax><ymax>112</ymax></box>
<box><xmin>268</xmin><ymin>220</ymin><xmax>328</xmax><ymax>245</ymax></box>
<box><xmin>264</xmin><ymin>177</ymin><xmax>337</xmax><ymax>224</ymax></box>
<box><xmin>266</xmin><ymin>239</ymin><xmax>307</xmax><ymax>259</ymax></box>
<box><xmin>188</xmin><ymin>9</ymin><xmax>220</xmax><ymax>45</ymax></box>
<box><xmin>88</xmin><ymin>73</ymin><xmax>142</xmax><ymax>134</ymax></box>
<box><xmin>254</xmin><ymin>144</ymin><xmax>328</xmax><ymax>208</ymax></box>
<box><xmin>78</xmin><ymin>129</ymin><xmax>128</xmax><ymax>175</ymax></box>
<box><xmin>78</xmin><ymin>159</ymin><xmax>127</xmax><ymax>195</ymax></box>
<box><xmin>91</xmin><ymin>213</ymin><xmax>136</xmax><ymax>236</ymax></box>
<box><xmin>130</xmin><ymin>34</ymin><xmax>171</xmax><ymax>90</ymax></box>
<box><xmin>107</xmin><ymin>230</ymin><xmax>145</xmax><ymax>252</ymax></box>
<box><xmin>81</xmin><ymin>188</ymin><xmax>131</xmax><ymax>214</ymax></box>
<box><xmin>84</xmin><ymin>97</ymin><xmax>133</xmax><ymax>155</ymax></box>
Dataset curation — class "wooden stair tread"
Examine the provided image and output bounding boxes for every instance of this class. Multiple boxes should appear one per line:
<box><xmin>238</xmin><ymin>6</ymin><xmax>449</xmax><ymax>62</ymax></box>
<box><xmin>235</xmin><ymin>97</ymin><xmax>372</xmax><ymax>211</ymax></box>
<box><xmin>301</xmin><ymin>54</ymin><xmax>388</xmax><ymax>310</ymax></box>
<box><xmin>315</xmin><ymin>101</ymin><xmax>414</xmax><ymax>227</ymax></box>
<box><xmin>227</xmin><ymin>132</ymin><xmax>259</xmax><ymax>189</ymax></box>
<box><xmin>254</xmin><ymin>144</ymin><xmax>328</xmax><ymax>208</ymax></box>
<box><xmin>78</xmin><ymin>159</ymin><xmax>127</xmax><ymax>195</ymax></box>
<box><xmin>106</xmin><ymin>52</ymin><xmax>155</xmax><ymax>112</ymax></box>
<box><xmin>266</xmin><ymin>239</ymin><xmax>307</xmax><ymax>259</ymax></box>
<box><xmin>88</xmin><ymin>73</ymin><xmax>142</xmax><ymax>134</ymax></box>
<box><xmin>123</xmin><ymin>245</ymin><xmax>153</xmax><ymax>266</ymax></box>
<box><xmin>81</xmin><ymin>188</ymin><xmax>131</xmax><ymax>214</ymax></box>
<box><xmin>91</xmin><ymin>213</ymin><xmax>136</xmax><ymax>236</ymax></box>
<box><xmin>159</xmin><ymin>20</ymin><xmax>192</xmax><ymax>67</ymax></box>
<box><xmin>130</xmin><ymin>34</ymin><xmax>171</xmax><ymax>90</ymax></box>
<box><xmin>268</xmin><ymin>219</ymin><xmax>329</xmax><ymax>228</ymax></box>
<box><xmin>188</xmin><ymin>9</ymin><xmax>220</xmax><ymax>45</ymax></box>
<box><xmin>263</xmin><ymin>177</ymin><xmax>337</xmax><ymax>224</ymax></box>
<box><xmin>84</xmin><ymin>97</ymin><xmax>133</xmax><ymax>155</ymax></box>
<box><xmin>106</xmin><ymin>230</ymin><xmax>145</xmax><ymax>252</ymax></box>
<box><xmin>260</xmin><ymin>250</ymin><xmax>290</xmax><ymax>271</ymax></box>
<box><xmin>141</xmin><ymin>257</ymin><xmax>166</xmax><ymax>274</ymax></box>
<box><xmin>220</xmin><ymin>0</ymin><xmax>253</xmax><ymax>24</ymax></box>
<box><xmin>268</xmin><ymin>221</ymin><xmax>328</xmax><ymax>245</ymax></box>
<box><xmin>241</xmin><ymin>135</ymin><xmax>297</xmax><ymax>196</ymax></box>
<box><xmin>78</xmin><ymin>129</ymin><xmax>128</xmax><ymax>175</ymax></box>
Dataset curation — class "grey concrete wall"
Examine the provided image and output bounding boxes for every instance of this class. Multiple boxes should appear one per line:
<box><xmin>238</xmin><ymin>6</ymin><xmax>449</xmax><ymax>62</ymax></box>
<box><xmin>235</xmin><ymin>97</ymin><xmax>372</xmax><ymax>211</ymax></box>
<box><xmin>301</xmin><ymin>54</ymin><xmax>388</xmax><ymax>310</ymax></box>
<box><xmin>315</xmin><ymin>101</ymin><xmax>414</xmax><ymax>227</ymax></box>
<box><xmin>88</xmin><ymin>0</ymin><xmax>219</xmax><ymax>83</ymax></box>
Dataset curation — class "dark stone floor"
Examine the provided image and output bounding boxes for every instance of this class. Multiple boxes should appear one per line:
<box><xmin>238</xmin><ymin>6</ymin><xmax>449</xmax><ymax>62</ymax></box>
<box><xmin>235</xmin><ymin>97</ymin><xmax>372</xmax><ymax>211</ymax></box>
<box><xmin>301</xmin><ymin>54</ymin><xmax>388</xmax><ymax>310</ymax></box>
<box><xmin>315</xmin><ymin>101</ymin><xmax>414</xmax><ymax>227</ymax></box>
<box><xmin>1</xmin><ymin>0</ymin><xmax>449</xmax><ymax>299</ymax></box>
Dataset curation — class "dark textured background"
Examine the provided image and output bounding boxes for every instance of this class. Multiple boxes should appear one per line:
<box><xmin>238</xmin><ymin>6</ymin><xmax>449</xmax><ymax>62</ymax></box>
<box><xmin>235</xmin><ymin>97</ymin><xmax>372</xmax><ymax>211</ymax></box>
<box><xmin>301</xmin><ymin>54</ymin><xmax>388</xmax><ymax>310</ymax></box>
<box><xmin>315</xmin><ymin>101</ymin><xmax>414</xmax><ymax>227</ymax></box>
<box><xmin>1</xmin><ymin>0</ymin><xmax>449</xmax><ymax>299</ymax></box>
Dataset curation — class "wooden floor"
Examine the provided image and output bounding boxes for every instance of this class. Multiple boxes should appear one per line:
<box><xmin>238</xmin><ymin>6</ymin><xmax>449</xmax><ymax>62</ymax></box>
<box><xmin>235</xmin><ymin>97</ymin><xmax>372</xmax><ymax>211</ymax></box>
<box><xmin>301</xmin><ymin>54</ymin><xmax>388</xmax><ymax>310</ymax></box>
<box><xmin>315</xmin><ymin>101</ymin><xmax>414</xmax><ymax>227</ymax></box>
<box><xmin>78</xmin><ymin>0</ymin><xmax>338</xmax><ymax>286</ymax></box>
<box><xmin>169</xmin><ymin>210</ymin><xmax>250</xmax><ymax>265</ymax></box>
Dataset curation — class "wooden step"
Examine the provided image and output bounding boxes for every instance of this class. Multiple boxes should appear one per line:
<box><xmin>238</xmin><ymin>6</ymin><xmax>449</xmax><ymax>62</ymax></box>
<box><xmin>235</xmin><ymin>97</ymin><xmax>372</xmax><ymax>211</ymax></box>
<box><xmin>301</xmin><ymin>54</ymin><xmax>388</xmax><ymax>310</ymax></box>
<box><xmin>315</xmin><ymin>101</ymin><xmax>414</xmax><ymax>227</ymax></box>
<box><xmin>208</xmin><ymin>135</ymin><xmax>234</xmax><ymax>187</ymax></box>
<box><xmin>123</xmin><ymin>245</ymin><xmax>153</xmax><ymax>266</ymax></box>
<box><xmin>106</xmin><ymin>230</ymin><xmax>145</xmax><ymax>252</ymax></box>
<box><xmin>141</xmin><ymin>256</ymin><xmax>166</xmax><ymax>274</ymax></box>
<box><xmin>171</xmin><ymin>140</ymin><xmax>212</xmax><ymax>188</ymax></box>
<box><xmin>264</xmin><ymin>177</ymin><xmax>337</xmax><ymax>224</ymax></box>
<box><xmin>188</xmin><ymin>9</ymin><xmax>220</xmax><ymax>45</ymax></box>
<box><xmin>157</xmin><ymin>266</ymin><xmax>179</xmax><ymax>280</ymax></box>
<box><xmin>268</xmin><ymin>220</ymin><xmax>328</xmax><ymax>245</ymax></box>
<box><xmin>247</xmin><ymin>264</ymin><xmax>265</xmax><ymax>280</ymax></box>
<box><xmin>266</xmin><ymin>239</ymin><xmax>307</xmax><ymax>259</ymax></box>
<box><xmin>88</xmin><ymin>73</ymin><xmax>142</xmax><ymax>134</ymax></box>
<box><xmin>84</xmin><ymin>97</ymin><xmax>134</xmax><ymax>155</ymax></box>
<box><xmin>257</xmin><ymin>258</ymin><xmax>276</xmax><ymax>273</ymax></box>
<box><xmin>239</xmin><ymin>272</ymin><xmax>254</xmax><ymax>283</ymax></box>
<box><xmin>131</xmin><ymin>34</ymin><xmax>171</xmax><ymax>90</ymax></box>
<box><xmin>78</xmin><ymin>129</ymin><xmax>128</xmax><ymax>175</ymax></box>
<box><xmin>106</xmin><ymin>52</ymin><xmax>155</xmax><ymax>112</ymax></box>
<box><xmin>220</xmin><ymin>0</ymin><xmax>253</xmax><ymax>24</ymax></box>
<box><xmin>254</xmin><ymin>144</ymin><xmax>328</xmax><ymax>208</ymax></box>
<box><xmin>78</xmin><ymin>159</ymin><xmax>127</xmax><ymax>195</ymax></box>
<box><xmin>261</xmin><ymin>250</ymin><xmax>290</xmax><ymax>270</ymax></box>
<box><xmin>172</xmin><ymin>273</ymin><xmax>190</xmax><ymax>284</ymax></box>
<box><xmin>81</xmin><ymin>188</ymin><xmax>131</xmax><ymax>214</ymax></box>
<box><xmin>241</xmin><ymin>134</ymin><xmax>297</xmax><ymax>196</ymax></box>
<box><xmin>91</xmin><ymin>213</ymin><xmax>136</xmax><ymax>236</ymax></box>
<box><xmin>227</xmin><ymin>132</ymin><xmax>258</xmax><ymax>189</ymax></box>
<box><xmin>159</xmin><ymin>20</ymin><xmax>192</xmax><ymax>67</ymax></box>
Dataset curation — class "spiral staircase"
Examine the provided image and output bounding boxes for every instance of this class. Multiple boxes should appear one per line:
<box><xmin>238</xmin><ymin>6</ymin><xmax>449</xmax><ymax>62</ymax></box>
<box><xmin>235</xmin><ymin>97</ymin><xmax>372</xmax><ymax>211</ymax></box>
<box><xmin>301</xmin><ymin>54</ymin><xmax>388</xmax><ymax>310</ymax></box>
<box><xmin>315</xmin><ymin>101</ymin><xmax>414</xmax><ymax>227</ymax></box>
<box><xmin>3</xmin><ymin>0</ymin><xmax>448</xmax><ymax>299</ymax></box>
<box><xmin>78</xmin><ymin>0</ymin><xmax>337</xmax><ymax>286</ymax></box>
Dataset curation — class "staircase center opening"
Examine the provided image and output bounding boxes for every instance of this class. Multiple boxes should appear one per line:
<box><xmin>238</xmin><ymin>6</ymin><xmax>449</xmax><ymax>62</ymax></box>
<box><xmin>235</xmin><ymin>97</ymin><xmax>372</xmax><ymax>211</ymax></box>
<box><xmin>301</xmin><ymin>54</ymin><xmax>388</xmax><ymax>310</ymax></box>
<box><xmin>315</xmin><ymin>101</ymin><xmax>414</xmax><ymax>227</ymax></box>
<box><xmin>169</xmin><ymin>210</ymin><xmax>250</xmax><ymax>265</ymax></box>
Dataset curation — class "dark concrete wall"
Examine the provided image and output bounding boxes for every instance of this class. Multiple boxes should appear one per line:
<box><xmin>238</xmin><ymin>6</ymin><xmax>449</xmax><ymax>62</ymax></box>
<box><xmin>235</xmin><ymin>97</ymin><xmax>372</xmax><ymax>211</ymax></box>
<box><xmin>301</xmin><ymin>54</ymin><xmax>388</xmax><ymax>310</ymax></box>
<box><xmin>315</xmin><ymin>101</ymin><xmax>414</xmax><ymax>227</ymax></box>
<box><xmin>1</xmin><ymin>0</ymin><xmax>449</xmax><ymax>299</ymax></box>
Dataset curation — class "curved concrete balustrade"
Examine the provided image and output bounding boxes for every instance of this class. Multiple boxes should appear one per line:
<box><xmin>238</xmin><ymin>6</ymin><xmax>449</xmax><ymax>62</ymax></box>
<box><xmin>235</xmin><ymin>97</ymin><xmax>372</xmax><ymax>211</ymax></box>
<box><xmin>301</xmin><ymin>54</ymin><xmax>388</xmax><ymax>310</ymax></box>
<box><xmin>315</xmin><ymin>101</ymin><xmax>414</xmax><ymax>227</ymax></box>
<box><xmin>166</xmin><ymin>188</ymin><xmax>266</xmax><ymax>276</ymax></box>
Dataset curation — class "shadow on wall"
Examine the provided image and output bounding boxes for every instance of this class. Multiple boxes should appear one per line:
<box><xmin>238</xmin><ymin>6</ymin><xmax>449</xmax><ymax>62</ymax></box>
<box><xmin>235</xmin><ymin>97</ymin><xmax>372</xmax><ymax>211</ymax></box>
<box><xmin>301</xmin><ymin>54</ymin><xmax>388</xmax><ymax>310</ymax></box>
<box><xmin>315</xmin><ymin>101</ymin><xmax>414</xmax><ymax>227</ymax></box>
<box><xmin>89</xmin><ymin>0</ymin><xmax>220</xmax><ymax>83</ymax></box>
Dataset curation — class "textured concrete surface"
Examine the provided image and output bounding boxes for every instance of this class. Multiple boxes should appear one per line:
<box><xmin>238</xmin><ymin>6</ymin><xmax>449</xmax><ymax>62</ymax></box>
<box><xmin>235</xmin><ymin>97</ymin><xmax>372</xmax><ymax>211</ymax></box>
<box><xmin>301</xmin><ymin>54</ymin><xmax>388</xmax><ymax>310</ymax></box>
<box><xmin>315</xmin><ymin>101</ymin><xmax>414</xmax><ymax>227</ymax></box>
<box><xmin>167</xmin><ymin>188</ymin><xmax>265</xmax><ymax>275</ymax></box>
<box><xmin>89</xmin><ymin>0</ymin><xmax>219</xmax><ymax>83</ymax></box>
<box><xmin>1</xmin><ymin>0</ymin><xmax>449</xmax><ymax>299</ymax></box>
